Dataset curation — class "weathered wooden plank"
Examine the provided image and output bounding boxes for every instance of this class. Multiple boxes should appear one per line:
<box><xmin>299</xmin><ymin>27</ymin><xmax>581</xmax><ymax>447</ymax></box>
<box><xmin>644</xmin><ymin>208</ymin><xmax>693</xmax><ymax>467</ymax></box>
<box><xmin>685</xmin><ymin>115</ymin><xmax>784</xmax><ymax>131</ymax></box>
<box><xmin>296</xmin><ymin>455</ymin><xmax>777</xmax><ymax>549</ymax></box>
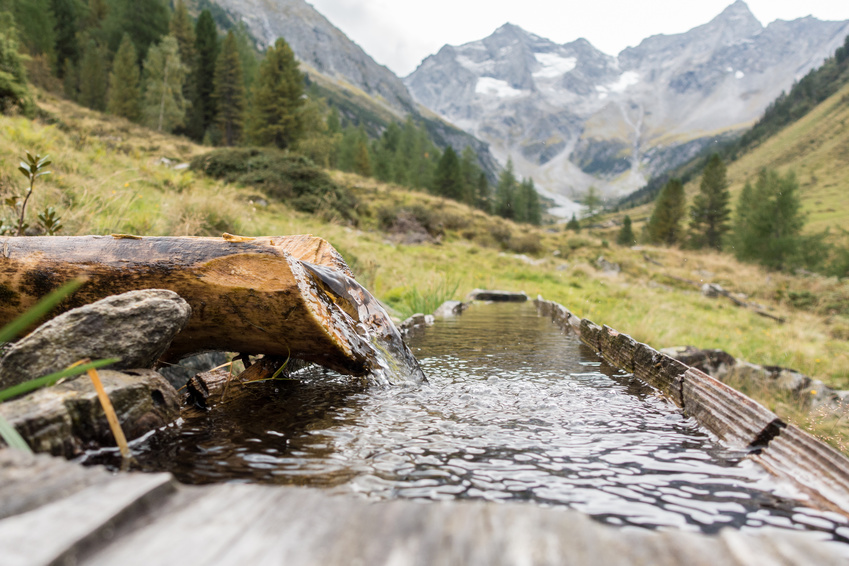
<box><xmin>755</xmin><ymin>424</ymin><xmax>849</xmax><ymax>516</ymax></box>
<box><xmin>81</xmin><ymin>483</ymin><xmax>847</xmax><ymax>566</ymax></box>
<box><xmin>0</xmin><ymin>471</ymin><xmax>174</xmax><ymax>566</ymax></box>
<box><xmin>579</xmin><ymin>318</ymin><xmax>603</xmax><ymax>351</ymax></box>
<box><xmin>0</xmin><ymin>449</ymin><xmax>111</xmax><ymax>520</ymax></box>
<box><xmin>632</xmin><ymin>342</ymin><xmax>686</xmax><ymax>406</ymax></box>
<box><xmin>682</xmin><ymin>368</ymin><xmax>781</xmax><ymax>451</ymax></box>
<box><xmin>598</xmin><ymin>325</ymin><xmax>638</xmax><ymax>372</ymax></box>
<box><xmin>467</xmin><ymin>289</ymin><xmax>528</xmax><ymax>302</ymax></box>
<box><xmin>534</xmin><ymin>297</ymin><xmax>580</xmax><ymax>335</ymax></box>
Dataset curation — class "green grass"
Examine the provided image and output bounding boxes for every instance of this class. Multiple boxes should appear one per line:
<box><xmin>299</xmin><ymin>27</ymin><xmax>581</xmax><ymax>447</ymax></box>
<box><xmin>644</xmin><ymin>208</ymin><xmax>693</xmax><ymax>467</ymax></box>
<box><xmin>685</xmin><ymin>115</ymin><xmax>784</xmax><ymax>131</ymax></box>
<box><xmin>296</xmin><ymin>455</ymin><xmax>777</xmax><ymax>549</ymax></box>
<box><xmin>2</xmin><ymin>89</ymin><xmax>849</xmax><ymax>451</ymax></box>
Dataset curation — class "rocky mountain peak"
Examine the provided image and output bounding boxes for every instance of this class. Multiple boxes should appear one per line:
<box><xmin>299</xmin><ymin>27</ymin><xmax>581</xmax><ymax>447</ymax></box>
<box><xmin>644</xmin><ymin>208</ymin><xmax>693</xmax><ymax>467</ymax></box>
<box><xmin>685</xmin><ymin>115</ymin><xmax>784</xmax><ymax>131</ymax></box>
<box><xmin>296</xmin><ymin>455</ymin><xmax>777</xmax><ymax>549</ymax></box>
<box><xmin>406</xmin><ymin>2</ymin><xmax>849</xmax><ymax>206</ymax></box>
<box><xmin>705</xmin><ymin>0</ymin><xmax>763</xmax><ymax>37</ymax></box>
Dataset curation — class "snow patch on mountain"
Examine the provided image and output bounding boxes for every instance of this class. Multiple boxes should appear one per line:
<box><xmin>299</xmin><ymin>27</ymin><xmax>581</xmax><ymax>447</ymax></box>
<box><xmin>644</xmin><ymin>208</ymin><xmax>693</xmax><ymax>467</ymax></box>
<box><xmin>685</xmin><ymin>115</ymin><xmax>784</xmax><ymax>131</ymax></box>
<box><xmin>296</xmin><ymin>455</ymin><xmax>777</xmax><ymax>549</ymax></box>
<box><xmin>533</xmin><ymin>53</ymin><xmax>577</xmax><ymax>78</ymax></box>
<box><xmin>476</xmin><ymin>77</ymin><xmax>529</xmax><ymax>98</ymax></box>
<box><xmin>609</xmin><ymin>71</ymin><xmax>640</xmax><ymax>93</ymax></box>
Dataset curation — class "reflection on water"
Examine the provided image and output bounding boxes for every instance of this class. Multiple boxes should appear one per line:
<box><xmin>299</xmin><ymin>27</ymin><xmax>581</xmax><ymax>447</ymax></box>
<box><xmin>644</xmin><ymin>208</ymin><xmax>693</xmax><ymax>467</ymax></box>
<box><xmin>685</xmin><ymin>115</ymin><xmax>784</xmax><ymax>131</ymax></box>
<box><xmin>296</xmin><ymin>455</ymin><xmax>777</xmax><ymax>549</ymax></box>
<box><xmin>86</xmin><ymin>303</ymin><xmax>849</xmax><ymax>541</ymax></box>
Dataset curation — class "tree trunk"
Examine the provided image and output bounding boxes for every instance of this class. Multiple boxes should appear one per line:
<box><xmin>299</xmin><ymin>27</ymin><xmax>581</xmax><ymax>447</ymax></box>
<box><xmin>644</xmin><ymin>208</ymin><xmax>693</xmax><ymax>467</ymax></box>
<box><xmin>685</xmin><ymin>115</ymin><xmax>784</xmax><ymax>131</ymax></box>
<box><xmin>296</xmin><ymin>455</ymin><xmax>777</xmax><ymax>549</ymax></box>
<box><xmin>0</xmin><ymin>234</ymin><xmax>421</xmax><ymax>382</ymax></box>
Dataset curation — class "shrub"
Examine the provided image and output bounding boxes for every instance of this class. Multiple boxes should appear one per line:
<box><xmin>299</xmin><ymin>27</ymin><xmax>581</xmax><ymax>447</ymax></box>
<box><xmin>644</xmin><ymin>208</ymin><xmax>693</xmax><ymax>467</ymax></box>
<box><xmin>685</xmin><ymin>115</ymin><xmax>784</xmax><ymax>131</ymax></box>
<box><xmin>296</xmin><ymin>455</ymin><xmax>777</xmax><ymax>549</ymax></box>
<box><xmin>190</xmin><ymin>147</ymin><xmax>357</xmax><ymax>223</ymax></box>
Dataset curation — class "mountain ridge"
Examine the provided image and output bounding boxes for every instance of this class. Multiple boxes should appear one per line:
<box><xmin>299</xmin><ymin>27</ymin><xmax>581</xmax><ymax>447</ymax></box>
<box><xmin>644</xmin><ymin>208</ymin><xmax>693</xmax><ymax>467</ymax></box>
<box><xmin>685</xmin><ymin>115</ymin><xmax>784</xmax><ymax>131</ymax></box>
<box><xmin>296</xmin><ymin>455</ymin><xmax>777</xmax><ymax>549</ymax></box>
<box><xmin>405</xmin><ymin>1</ymin><xmax>849</xmax><ymax>206</ymax></box>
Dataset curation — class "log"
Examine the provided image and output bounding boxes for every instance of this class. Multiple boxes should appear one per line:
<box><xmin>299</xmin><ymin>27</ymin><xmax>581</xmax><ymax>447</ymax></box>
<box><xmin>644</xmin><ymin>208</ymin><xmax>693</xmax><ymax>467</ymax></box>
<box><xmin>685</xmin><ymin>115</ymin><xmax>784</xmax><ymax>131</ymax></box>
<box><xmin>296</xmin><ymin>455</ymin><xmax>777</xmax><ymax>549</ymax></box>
<box><xmin>0</xmin><ymin>235</ymin><xmax>424</xmax><ymax>385</ymax></box>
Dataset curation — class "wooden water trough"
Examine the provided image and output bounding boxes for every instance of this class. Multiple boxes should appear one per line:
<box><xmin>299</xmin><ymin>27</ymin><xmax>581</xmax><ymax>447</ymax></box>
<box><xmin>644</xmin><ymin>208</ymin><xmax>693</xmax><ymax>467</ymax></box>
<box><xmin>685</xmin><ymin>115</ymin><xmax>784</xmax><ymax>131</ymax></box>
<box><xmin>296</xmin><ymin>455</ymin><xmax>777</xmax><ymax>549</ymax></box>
<box><xmin>535</xmin><ymin>296</ymin><xmax>849</xmax><ymax>518</ymax></box>
<box><xmin>2</xmin><ymin>290</ymin><xmax>849</xmax><ymax>564</ymax></box>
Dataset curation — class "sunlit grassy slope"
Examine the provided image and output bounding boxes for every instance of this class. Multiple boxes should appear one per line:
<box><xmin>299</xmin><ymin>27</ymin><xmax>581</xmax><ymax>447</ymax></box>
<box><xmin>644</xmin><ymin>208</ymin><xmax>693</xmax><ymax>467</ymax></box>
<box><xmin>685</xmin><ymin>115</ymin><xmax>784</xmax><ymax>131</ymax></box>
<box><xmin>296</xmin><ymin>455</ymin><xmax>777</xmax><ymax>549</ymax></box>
<box><xmin>620</xmin><ymin>81</ymin><xmax>849</xmax><ymax>236</ymax></box>
<box><xmin>2</xmin><ymin>90</ymin><xmax>849</xmax><ymax>449</ymax></box>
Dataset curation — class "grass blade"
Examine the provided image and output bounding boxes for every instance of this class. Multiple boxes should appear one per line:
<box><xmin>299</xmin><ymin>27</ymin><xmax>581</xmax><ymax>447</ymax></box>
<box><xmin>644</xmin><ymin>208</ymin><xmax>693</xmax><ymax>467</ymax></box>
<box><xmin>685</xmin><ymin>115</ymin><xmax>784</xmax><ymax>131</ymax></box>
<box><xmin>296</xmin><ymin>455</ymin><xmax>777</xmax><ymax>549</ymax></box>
<box><xmin>0</xmin><ymin>413</ymin><xmax>31</xmax><ymax>452</ymax></box>
<box><xmin>0</xmin><ymin>358</ymin><xmax>119</xmax><ymax>403</ymax></box>
<box><xmin>0</xmin><ymin>279</ymin><xmax>85</xmax><ymax>344</ymax></box>
<box><xmin>86</xmin><ymin>367</ymin><xmax>131</xmax><ymax>459</ymax></box>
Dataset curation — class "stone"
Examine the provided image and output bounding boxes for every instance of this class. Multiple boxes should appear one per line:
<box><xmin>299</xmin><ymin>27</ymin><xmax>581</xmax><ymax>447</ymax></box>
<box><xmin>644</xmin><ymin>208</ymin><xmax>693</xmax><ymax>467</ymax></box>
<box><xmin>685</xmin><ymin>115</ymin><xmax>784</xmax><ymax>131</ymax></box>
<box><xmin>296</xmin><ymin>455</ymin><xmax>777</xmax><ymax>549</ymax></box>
<box><xmin>432</xmin><ymin>301</ymin><xmax>467</xmax><ymax>317</ymax></box>
<box><xmin>595</xmin><ymin>256</ymin><xmax>620</xmax><ymax>274</ymax></box>
<box><xmin>660</xmin><ymin>346</ymin><xmax>737</xmax><ymax>381</ymax></box>
<box><xmin>399</xmin><ymin>313</ymin><xmax>435</xmax><ymax>334</ymax></box>
<box><xmin>158</xmin><ymin>351</ymin><xmax>228</xmax><ymax>391</ymax></box>
<box><xmin>701</xmin><ymin>283</ymin><xmax>724</xmax><ymax>298</ymax></box>
<box><xmin>0</xmin><ymin>290</ymin><xmax>192</xmax><ymax>391</ymax></box>
<box><xmin>0</xmin><ymin>369</ymin><xmax>181</xmax><ymax>457</ymax></box>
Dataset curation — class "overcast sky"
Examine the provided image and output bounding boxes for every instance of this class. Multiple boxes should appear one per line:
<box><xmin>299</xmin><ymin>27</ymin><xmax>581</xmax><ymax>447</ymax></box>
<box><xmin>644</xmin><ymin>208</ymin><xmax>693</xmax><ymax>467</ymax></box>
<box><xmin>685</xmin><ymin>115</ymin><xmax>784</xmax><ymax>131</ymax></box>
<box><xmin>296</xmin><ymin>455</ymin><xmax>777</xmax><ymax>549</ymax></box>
<box><xmin>307</xmin><ymin>0</ymin><xmax>849</xmax><ymax>77</ymax></box>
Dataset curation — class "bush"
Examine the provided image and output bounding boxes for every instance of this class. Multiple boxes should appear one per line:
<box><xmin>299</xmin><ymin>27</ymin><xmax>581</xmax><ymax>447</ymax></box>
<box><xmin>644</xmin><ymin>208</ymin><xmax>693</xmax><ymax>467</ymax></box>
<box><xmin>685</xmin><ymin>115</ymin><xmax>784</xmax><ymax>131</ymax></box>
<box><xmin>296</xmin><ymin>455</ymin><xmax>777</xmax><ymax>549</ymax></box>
<box><xmin>190</xmin><ymin>147</ymin><xmax>357</xmax><ymax>223</ymax></box>
<box><xmin>507</xmin><ymin>232</ymin><xmax>543</xmax><ymax>255</ymax></box>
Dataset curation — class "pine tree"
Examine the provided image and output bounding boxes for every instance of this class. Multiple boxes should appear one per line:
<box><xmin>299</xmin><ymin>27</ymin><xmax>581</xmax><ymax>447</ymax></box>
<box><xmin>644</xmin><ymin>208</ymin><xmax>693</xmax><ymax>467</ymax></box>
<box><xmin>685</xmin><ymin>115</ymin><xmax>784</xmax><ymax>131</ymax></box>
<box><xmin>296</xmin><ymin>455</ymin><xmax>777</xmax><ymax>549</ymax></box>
<box><xmin>169</xmin><ymin>0</ymin><xmax>195</xmax><ymax>68</ymax></box>
<box><xmin>105</xmin><ymin>0</ymin><xmax>169</xmax><ymax>62</ymax></box>
<box><xmin>732</xmin><ymin>169</ymin><xmax>805</xmax><ymax>270</ymax></box>
<box><xmin>566</xmin><ymin>213</ymin><xmax>580</xmax><ymax>232</ymax></box>
<box><xmin>519</xmin><ymin>178</ymin><xmax>541</xmax><ymax>225</ymax></box>
<box><xmin>107</xmin><ymin>34</ymin><xmax>140</xmax><ymax>121</ymax></box>
<box><xmin>433</xmin><ymin>146</ymin><xmax>464</xmax><ymax>200</ymax></box>
<box><xmin>233</xmin><ymin>22</ymin><xmax>258</xmax><ymax>91</ymax></box>
<box><xmin>213</xmin><ymin>31</ymin><xmax>244</xmax><ymax>146</ymax></box>
<box><xmin>169</xmin><ymin>0</ymin><xmax>196</xmax><ymax>132</ymax></box>
<box><xmin>689</xmin><ymin>153</ymin><xmax>731</xmax><ymax>250</ymax></box>
<box><xmin>142</xmin><ymin>35</ymin><xmax>187</xmax><ymax>133</ymax></box>
<box><xmin>51</xmin><ymin>0</ymin><xmax>79</xmax><ymax>76</ymax></box>
<box><xmin>645</xmin><ymin>178</ymin><xmax>686</xmax><ymax>245</ymax></box>
<box><xmin>476</xmin><ymin>171</ymin><xmax>490</xmax><ymax>213</ymax></box>
<box><xmin>459</xmin><ymin>145</ymin><xmax>480</xmax><ymax>205</ymax></box>
<box><xmin>353</xmin><ymin>129</ymin><xmax>372</xmax><ymax>177</ymax></box>
<box><xmin>189</xmin><ymin>9</ymin><xmax>218</xmax><ymax>141</ymax></box>
<box><xmin>582</xmin><ymin>186</ymin><xmax>604</xmax><ymax>217</ymax></box>
<box><xmin>617</xmin><ymin>215</ymin><xmax>636</xmax><ymax>246</ymax></box>
<box><xmin>12</xmin><ymin>0</ymin><xmax>56</xmax><ymax>60</ymax></box>
<box><xmin>78</xmin><ymin>37</ymin><xmax>108</xmax><ymax>111</ymax></box>
<box><xmin>62</xmin><ymin>57</ymin><xmax>78</xmax><ymax>100</ymax></box>
<box><xmin>326</xmin><ymin>106</ymin><xmax>341</xmax><ymax>134</ymax></box>
<box><xmin>246</xmin><ymin>37</ymin><xmax>304</xmax><ymax>148</ymax></box>
<box><xmin>513</xmin><ymin>178</ymin><xmax>529</xmax><ymax>222</ymax></box>
<box><xmin>494</xmin><ymin>159</ymin><xmax>517</xmax><ymax>219</ymax></box>
<box><xmin>0</xmin><ymin>12</ymin><xmax>33</xmax><ymax>115</ymax></box>
<box><xmin>83</xmin><ymin>0</ymin><xmax>108</xmax><ymax>29</ymax></box>
<box><xmin>296</xmin><ymin>93</ymin><xmax>337</xmax><ymax>168</ymax></box>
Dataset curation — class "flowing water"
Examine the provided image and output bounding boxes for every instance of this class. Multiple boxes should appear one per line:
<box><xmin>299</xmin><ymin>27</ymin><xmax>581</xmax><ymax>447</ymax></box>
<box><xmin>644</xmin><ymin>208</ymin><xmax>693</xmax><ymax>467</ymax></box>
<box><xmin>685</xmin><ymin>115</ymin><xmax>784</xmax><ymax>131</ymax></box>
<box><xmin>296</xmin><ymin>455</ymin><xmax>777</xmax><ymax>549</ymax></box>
<box><xmin>86</xmin><ymin>302</ymin><xmax>849</xmax><ymax>543</ymax></box>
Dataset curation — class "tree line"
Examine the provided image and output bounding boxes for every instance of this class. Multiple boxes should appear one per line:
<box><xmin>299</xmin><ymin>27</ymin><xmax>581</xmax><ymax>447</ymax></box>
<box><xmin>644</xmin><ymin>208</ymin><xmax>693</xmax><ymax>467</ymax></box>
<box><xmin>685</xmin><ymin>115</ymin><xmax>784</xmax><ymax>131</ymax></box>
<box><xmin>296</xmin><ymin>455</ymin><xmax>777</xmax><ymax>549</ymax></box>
<box><xmin>0</xmin><ymin>0</ymin><xmax>545</xmax><ymax>224</ymax></box>
<box><xmin>638</xmin><ymin>154</ymin><xmax>848</xmax><ymax>277</ymax></box>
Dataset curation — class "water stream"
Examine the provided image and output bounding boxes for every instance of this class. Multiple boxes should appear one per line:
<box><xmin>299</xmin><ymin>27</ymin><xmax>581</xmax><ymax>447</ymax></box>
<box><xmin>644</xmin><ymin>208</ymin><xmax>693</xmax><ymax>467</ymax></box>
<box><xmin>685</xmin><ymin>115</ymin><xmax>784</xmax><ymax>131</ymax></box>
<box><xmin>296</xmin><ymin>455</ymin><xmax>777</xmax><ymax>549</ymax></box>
<box><xmin>85</xmin><ymin>302</ymin><xmax>849</xmax><ymax>543</ymax></box>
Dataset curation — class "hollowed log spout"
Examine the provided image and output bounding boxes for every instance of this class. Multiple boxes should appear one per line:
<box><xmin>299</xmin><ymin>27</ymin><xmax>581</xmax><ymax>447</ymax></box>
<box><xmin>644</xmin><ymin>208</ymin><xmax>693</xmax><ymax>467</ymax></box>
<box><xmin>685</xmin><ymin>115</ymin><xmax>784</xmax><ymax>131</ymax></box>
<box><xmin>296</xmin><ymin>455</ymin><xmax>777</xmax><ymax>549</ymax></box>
<box><xmin>0</xmin><ymin>235</ymin><xmax>425</xmax><ymax>386</ymax></box>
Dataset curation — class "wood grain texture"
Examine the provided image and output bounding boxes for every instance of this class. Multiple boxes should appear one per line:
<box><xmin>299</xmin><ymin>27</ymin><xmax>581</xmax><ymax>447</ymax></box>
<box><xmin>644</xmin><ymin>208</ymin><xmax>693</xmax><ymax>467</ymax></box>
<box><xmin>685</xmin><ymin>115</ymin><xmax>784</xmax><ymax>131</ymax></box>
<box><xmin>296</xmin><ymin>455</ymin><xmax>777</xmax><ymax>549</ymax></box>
<box><xmin>0</xmin><ymin>235</ymin><xmax>374</xmax><ymax>375</ymax></box>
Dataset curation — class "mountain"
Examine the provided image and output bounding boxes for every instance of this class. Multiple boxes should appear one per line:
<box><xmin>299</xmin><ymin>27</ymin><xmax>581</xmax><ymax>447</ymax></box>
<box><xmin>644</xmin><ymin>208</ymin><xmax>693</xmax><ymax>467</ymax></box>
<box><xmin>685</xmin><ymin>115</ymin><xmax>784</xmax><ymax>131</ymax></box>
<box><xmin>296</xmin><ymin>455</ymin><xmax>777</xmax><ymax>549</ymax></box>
<box><xmin>208</xmin><ymin>0</ymin><xmax>500</xmax><ymax>178</ymax></box>
<box><xmin>405</xmin><ymin>1</ymin><xmax>849</xmax><ymax>203</ymax></box>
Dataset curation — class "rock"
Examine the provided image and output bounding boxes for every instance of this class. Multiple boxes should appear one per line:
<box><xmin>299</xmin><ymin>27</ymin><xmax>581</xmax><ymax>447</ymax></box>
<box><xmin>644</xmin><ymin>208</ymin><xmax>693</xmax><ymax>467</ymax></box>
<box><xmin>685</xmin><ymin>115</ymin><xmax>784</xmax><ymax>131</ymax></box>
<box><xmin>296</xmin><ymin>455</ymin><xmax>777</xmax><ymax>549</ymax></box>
<box><xmin>399</xmin><ymin>313</ymin><xmax>435</xmax><ymax>334</ymax></box>
<box><xmin>0</xmin><ymin>290</ymin><xmax>192</xmax><ymax>391</ymax></box>
<box><xmin>0</xmin><ymin>370</ymin><xmax>180</xmax><ymax>457</ymax></box>
<box><xmin>158</xmin><ymin>351</ymin><xmax>228</xmax><ymax>391</ymax></box>
<box><xmin>595</xmin><ymin>256</ymin><xmax>620</xmax><ymax>274</ymax></box>
<box><xmin>466</xmin><ymin>289</ymin><xmax>528</xmax><ymax>302</ymax></box>
<box><xmin>432</xmin><ymin>301</ymin><xmax>467</xmax><ymax>317</ymax></box>
<box><xmin>660</xmin><ymin>346</ymin><xmax>737</xmax><ymax>380</ymax></box>
<box><xmin>701</xmin><ymin>283</ymin><xmax>724</xmax><ymax>298</ymax></box>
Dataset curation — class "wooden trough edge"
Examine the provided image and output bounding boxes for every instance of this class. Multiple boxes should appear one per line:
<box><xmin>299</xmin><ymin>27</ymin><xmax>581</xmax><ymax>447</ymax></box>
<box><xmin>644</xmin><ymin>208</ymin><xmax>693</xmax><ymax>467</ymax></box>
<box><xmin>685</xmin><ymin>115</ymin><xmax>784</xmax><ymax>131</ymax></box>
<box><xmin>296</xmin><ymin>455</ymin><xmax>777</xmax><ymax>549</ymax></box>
<box><xmin>534</xmin><ymin>295</ymin><xmax>849</xmax><ymax>518</ymax></box>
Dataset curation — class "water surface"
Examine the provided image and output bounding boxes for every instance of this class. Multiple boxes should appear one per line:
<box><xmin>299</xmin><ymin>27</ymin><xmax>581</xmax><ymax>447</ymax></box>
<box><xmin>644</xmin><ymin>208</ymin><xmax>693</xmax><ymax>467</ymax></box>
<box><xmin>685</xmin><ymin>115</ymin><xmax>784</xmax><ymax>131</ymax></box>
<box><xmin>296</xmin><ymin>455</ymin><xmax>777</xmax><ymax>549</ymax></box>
<box><xmin>86</xmin><ymin>303</ymin><xmax>849</xmax><ymax>541</ymax></box>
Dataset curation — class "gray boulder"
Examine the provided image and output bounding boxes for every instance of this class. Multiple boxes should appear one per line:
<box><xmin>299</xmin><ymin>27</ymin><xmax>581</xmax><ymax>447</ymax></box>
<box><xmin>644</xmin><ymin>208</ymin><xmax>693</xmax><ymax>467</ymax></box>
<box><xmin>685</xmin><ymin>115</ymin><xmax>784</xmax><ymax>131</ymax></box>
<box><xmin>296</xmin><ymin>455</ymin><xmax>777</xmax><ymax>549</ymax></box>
<box><xmin>0</xmin><ymin>290</ymin><xmax>191</xmax><ymax>390</ymax></box>
<box><xmin>0</xmin><ymin>369</ymin><xmax>181</xmax><ymax>457</ymax></box>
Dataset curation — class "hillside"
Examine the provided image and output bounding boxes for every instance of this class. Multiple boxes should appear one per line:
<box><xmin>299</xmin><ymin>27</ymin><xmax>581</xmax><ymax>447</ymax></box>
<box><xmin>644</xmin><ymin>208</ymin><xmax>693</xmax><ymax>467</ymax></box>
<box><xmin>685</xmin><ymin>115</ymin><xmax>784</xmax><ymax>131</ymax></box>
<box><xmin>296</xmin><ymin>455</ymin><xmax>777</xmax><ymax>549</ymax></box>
<box><xmin>617</xmin><ymin>80</ymin><xmax>849</xmax><ymax>237</ymax></box>
<box><xmin>202</xmin><ymin>0</ymin><xmax>501</xmax><ymax>179</ymax></box>
<box><xmin>2</xmin><ymin>91</ymin><xmax>848</xmax><ymax>449</ymax></box>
